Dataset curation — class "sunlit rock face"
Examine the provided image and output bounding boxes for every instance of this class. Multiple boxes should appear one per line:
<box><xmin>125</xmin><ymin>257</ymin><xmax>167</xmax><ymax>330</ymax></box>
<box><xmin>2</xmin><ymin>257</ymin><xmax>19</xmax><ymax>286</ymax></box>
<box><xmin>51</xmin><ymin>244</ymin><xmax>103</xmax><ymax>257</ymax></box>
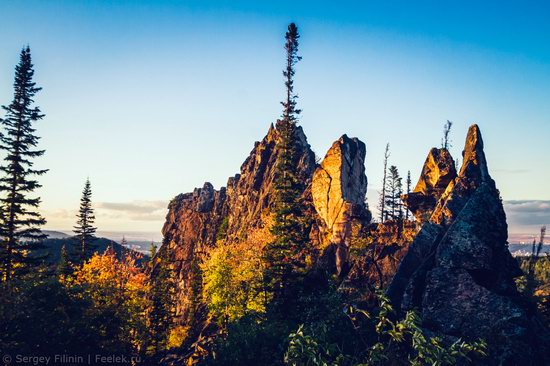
<box><xmin>402</xmin><ymin>148</ymin><xmax>456</xmax><ymax>223</ymax></box>
<box><xmin>155</xmin><ymin>123</ymin><xmax>317</xmax><ymax>325</ymax></box>
<box><xmin>224</xmin><ymin>123</ymin><xmax>317</xmax><ymax>241</ymax></box>
<box><xmin>154</xmin><ymin>124</ymin><xmax>375</xmax><ymax>330</ymax></box>
<box><xmin>158</xmin><ymin>182</ymin><xmax>228</xmax><ymax>324</ymax></box>
<box><xmin>312</xmin><ymin>134</ymin><xmax>369</xmax><ymax>275</ymax></box>
<box><xmin>388</xmin><ymin>124</ymin><xmax>548</xmax><ymax>364</ymax></box>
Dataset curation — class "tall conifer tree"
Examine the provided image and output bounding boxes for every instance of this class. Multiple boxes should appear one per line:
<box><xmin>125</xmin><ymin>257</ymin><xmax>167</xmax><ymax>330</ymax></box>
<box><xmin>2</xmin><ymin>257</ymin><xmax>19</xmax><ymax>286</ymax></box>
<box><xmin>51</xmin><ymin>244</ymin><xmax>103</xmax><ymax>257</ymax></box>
<box><xmin>405</xmin><ymin>170</ymin><xmax>412</xmax><ymax>221</ymax></box>
<box><xmin>385</xmin><ymin>166</ymin><xmax>403</xmax><ymax>221</ymax></box>
<box><xmin>147</xmin><ymin>249</ymin><xmax>176</xmax><ymax>353</ymax></box>
<box><xmin>378</xmin><ymin>143</ymin><xmax>390</xmax><ymax>222</ymax></box>
<box><xmin>264</xmin><ymin>23</ymin><xmax>309</xmax><ymax>304</ymax></box>
<box><xmin>73</xmin><ymin>178</ymin><xmax>97</xmax><ymax>262</ymax></box>
<box><xmin>442</xmin><ymin>120</ymin><xmax>453</xmax><ymax>150</ymax></box>
<box><xmin>0</xmin><ymin>47</ymin><xmax>47</xmax><ymax>283</ymax></box>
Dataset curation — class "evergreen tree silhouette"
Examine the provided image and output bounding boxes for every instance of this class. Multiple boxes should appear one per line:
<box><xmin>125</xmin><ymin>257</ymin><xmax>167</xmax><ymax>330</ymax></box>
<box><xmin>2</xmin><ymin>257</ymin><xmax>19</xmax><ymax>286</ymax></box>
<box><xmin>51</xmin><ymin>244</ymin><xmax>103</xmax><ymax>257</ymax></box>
<box><xmin>73</xmin><ymin>178</ymin><xmax>97</xmax><ymax>262</ymax></box>
<box><xmin>0</xmin><ymin>47</ymin><xmax>47</xmax><ymax>283</ymax></box>
<box><xmin>264</xmin><ymin>23</ymin><xmax>310</xmax><ymax>306</ymax></box>
<box><xmin>385</xmin><ymin>165</ymin><xmax>403</xmax><ymax>221</ymax></box>
<box><xmin>56</xmin><ymin>244</ymin><xmax>72</xmax><ymax>278</ymax></box>
<box><xmin>405</xmin><ymin>170</ymin><xmax>412</xmax><ymax>221</ymax></box>
<box><xmin>378</xmin><ymin>143</ymin><xmax>390</xmax><ymax>222</ymax></box>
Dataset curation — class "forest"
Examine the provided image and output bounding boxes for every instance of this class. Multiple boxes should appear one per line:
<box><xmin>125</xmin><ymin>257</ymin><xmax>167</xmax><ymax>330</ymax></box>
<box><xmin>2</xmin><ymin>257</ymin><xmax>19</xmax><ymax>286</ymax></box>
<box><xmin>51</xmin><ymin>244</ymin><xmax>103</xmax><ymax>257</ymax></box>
<box><xmin>0</xmin><ymin>24</ymin><xmax>549</xmax><ymax>366</ymax></box>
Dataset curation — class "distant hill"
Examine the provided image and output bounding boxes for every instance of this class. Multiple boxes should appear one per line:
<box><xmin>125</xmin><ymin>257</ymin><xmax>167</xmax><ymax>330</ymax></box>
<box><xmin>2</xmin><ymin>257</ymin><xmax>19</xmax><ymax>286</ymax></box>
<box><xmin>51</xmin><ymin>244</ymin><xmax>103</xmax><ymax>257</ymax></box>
<box><xmin>32</xmin><ymin>237</ymin><xmax>148</xmax><ymax>265</ymax></box>
<box><xmin>42</xmin><ymin>230</ymin><xmax>72</xmax><ymax>239</ymax></box>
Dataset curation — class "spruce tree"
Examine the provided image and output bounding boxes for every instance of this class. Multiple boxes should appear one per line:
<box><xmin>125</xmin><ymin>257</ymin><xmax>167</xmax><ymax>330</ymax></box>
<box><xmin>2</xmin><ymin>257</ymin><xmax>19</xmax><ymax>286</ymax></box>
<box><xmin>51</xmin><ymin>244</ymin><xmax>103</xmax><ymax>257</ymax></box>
<box><xmin>385</xmin><ymin>165</ymin><xmax>403</xmax><ymax>221</ymax></box>
<box><xmin>378</xmin><ymin>143</ymin><xmax>390</xmax><ymax>222</ymax></box>
<box><xmin>56</xmin><ymin>244</ymin><xmax>71</xmax><ymax>278</ymax></box>
<box><xmin>280</xmin><ymin>22</ymin><xmax>302</xmax><ymax>125</ymax></box>
<box><xmin>442</xmin><ymin>120</ymin><xmax>453</xmax><ymax>150</ymax></box>
<box><xmin>264</xmin><ymin>23</ymin><xmax>310</xmax><ymax>305</ymax></box>
<box><xmin>0</xmin><ymin>47</ymin><xmax>47</xmax><ymax>283</ymax></box>
<box><xmin>73</xmin><ymin>178</ymin><xmax>97</xmax><ymax>262</ymax></box>
<box><xmin>147</xmin><ymin>249</ymin><xmax>176</xmax><ymax>354</ymax></box>
<box><xmin>405</xmin><ymin>170</ymin><xmax>412</xmax><ymax>221</ymax></box>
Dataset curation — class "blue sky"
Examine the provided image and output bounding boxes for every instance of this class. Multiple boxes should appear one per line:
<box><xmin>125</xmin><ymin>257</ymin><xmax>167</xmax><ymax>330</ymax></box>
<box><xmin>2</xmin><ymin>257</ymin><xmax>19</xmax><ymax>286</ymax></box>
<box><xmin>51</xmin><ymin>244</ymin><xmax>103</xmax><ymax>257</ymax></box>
<box><xmin>0</xmin><ymin>1</ymin><xmax>549</xmax><ymax>240</ymax></box>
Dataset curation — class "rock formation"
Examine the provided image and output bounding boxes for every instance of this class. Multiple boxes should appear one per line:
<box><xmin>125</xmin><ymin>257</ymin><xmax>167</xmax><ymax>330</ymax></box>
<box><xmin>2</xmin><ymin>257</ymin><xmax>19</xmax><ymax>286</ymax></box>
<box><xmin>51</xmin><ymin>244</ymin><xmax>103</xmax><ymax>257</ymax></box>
<box><xmin>311</xmin><ymin>134</ymin><xmax>369</xmax><ymax>275</ymax></box>
<box><xmin>158</xmin><ymin>182</ymin><xmax>228</xmax><ymax>323</ymax></box>
<box><xmin>154</xmin><ymin>125</ymin><xmax>369</xmax><ymax>325</ymax></box>
<box><xmin>401</xmin><ymin>148</ymin><xmax>456</xmax><ymax>223</ymax></box>
<box><xmin>388</xmin><ymin>124</ymin><xmax>548</xmax><ymax>364</ymax></box>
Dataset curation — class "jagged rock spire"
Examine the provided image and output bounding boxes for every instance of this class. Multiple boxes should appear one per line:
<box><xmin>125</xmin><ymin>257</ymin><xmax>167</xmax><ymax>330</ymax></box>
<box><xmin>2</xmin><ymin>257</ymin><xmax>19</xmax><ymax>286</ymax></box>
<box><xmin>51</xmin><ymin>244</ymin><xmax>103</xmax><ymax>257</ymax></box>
<box><xmin>402</xmin><ymin>147</ymin><xmax>457</xmax><ymax>223</ymax></box>
<box><xmin>311</xmin><ymin>134</ymin><xmax>370</xmax><ymax>275</ymax></box>
<box><xmin>388</xmin><ymin>124</ymin><xmax>548</xmax><ymax>364</ymax></box>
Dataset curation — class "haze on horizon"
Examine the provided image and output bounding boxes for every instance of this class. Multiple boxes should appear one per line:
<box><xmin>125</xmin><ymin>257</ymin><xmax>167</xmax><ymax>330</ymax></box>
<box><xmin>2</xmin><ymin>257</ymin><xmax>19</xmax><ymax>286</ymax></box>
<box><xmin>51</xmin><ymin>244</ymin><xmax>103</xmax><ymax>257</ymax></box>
<box><xmin>0</xmin><ymin>1</ymin><xmax>549</xmax><ymax>242</ymax></box>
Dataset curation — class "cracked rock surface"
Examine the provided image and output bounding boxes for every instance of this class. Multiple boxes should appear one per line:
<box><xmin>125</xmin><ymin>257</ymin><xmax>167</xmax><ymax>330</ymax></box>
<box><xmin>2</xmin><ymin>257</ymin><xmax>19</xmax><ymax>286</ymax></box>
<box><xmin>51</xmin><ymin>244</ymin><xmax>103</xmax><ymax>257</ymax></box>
<box><xmin>388</xmin><ymin>124</ymin><xmax>549</xmax><ymax>365</ymax></box>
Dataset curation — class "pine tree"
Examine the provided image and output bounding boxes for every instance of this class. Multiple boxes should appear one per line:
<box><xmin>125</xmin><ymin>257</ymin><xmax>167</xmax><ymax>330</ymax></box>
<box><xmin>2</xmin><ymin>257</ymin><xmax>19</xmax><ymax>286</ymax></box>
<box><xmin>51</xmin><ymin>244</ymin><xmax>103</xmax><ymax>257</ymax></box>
<box><xmin>264</xmin><ymin>23</ymin><xmax>310</xmax><ymax>305</ymax></box>
<box><xmin>378</xmin><ymin>143</ymin><xmax>390</xmax><ymax>222</ymax></box>
<box><xmin>442</xmin><ymin>120</ymin><xmax>453</xmax><ymax>150</ymax></box>
<box><xmin>0</xmin><ymin>47</ymin><xmax>47</xmax><ymax>283</ymax></box>
<box><xmin>73</xmin><ymin>178</ymin><xmax>97</xmax><ymax>262</ymax></box>
<box><xmin>405</xmin><ymin>170</ymin><xmax>412</xmax><ymax>221</ymax></box>
<box><xmin>56</xmin><ymin>244</ymin><xmax>71</xmax><ymax>278</ymax></box>
<box><xmin>147</xmin><ymin>249</ymin><xmax>176</xmax><ymax>354</ymax></box>
<box><xmin>385</xmin><ymin>166</ymin><xmax>403</xmax><ymax>221</ymax></box>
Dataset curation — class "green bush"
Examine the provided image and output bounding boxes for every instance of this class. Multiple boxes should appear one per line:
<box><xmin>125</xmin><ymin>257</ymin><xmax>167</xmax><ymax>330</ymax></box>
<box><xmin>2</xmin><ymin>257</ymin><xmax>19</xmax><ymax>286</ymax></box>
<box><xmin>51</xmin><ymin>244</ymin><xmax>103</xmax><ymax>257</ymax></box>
<box><xmin>284</xmin><ymin>294</ymin><xmax>486</xmax><ymax>366</ymax></box>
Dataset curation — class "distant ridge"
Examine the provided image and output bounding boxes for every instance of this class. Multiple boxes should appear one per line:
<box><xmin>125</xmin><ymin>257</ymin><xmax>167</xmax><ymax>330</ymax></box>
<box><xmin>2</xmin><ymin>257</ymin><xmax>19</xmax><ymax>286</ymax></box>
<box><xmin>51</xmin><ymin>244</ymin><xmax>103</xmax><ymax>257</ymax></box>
<box><xmin>32</xmin><ymin>237</ymin><xmax>148</xmax><ymax>265</ymax></box>
<box><xmin>41</xmin><ymin>230</ymin><xmax>71</xmax><ymax>239</ymax></box>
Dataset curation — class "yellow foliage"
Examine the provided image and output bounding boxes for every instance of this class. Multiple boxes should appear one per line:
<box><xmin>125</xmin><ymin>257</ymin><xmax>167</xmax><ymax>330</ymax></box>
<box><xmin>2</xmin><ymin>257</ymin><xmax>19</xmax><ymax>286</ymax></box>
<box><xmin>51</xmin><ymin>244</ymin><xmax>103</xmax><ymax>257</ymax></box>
<box><xmin>201</xmin><ymin>229</ymin><xmax>272</xmax><ymax>324</ymax></box>
<box><xmin>70</xmin><ymin>248</ymin><xmax>149</xmax><ymax>351</ymax></box>
<box><xmin>167</xmin><ymin>325</ymin><xmax>190</xmax><ymax>349</ymax></box>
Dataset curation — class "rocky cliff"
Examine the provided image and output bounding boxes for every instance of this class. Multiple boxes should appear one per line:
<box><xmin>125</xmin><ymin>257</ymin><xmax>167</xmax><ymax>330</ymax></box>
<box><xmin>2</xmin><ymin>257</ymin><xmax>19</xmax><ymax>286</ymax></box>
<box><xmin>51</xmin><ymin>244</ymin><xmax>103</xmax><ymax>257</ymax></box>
<box><xmin>402</xmin><ymin>148</ymin><xmax>456</xmax><ymax>223</ymax></box>
<box><xmin>388</xmin><ymin>124</ymin><xmax>549</xmax><ymax>364</ymax></box>
<box><xmin>312</xmin><ymin>135</ymin><xmax>370</xmax><ymax>275</ymax></box>
<box><xmin>154</xmin><ymin>124</ymin><xmax>370</xmax><ymax>325</ymax></box>
<box><xmin>154</xmin><ymin>122</ymin><xmax>548</xmax><ymax>364</ymax></box>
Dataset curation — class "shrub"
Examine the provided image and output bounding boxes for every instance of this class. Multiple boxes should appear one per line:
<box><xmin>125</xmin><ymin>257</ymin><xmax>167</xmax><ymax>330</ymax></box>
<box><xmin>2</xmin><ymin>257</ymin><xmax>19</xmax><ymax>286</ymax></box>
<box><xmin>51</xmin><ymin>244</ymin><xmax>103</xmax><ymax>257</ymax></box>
<box><xmin>284</xmin><ymin>294</ymin><xmax>486</xmax><ymax>366</ymax></box>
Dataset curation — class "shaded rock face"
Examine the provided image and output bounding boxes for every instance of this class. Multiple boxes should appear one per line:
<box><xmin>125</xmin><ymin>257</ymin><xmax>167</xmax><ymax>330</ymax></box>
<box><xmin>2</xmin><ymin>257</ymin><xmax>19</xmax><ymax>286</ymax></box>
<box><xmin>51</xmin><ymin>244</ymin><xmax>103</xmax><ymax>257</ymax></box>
<box><xmin>342</xmin><ymin>221</ymin><xmax>416</xmax><ymax>303</ymax></box>
<box><xmin>155</xmin><ymin>125</ymin><xmax>368</xmax><ymax>324</ymax></box>
<box><xmin>388</xmin><ymin>125</ymin><xmax>547</xmax><ymax>364</ymax></box>
<box><xmin>402</xmin><ymin>148</ymin><xmax>456</xmax><ymax>223</ymax></box>
<box><xmin>312</xmin><ymin>134</ymin><xmax>369</xmax><ymax>275</ymax></box>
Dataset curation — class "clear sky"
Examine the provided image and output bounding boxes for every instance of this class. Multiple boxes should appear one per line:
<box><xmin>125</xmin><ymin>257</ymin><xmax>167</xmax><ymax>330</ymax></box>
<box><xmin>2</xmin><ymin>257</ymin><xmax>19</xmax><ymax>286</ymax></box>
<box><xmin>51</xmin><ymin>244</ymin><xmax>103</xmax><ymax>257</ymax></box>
<box><xmin>1</xmin><ymin>1</ymin><xmax>549</xmax><ymax>241</ymax></box>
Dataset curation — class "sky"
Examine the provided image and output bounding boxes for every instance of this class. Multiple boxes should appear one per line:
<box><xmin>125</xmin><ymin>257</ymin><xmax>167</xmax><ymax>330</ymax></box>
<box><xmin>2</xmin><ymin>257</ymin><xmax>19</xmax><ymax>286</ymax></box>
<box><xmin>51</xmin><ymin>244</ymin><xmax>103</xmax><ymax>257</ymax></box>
<box><xmin>0</xmin><ymin>1</ymin><xmax>549</xmax><ymax>241</ymax></box>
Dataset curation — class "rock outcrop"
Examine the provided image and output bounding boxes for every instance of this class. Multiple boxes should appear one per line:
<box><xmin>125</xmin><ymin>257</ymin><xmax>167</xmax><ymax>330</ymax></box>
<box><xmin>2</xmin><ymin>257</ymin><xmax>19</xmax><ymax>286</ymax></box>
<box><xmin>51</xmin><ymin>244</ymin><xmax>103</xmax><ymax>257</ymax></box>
<box><xmin>401</xmin><ymin>148</ymin><xmax>456</xmax><ymax>223</ymax></box>
<box><xmin>312</xmin><ymin>134</ymin><xmax>369</xmax><ymax>275</ymax></box>
<box><xmin>224</xmin><ymin>123</ymin><xmax>317</xmax><ymax>241</ymax></box>
<box><xmin>158</xmin><ymin>182</ymin><xmax>228</xmax><ymax>323</ymax></box>
<box><xmin>154</xmin><ymin>124</ymin><xmax>369</xmax><ymax>325</ymax></box>
<box><xmin>388</xmin><ymin>124</ymin><xmax>548</xmax><ymax>364</ymax></box>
